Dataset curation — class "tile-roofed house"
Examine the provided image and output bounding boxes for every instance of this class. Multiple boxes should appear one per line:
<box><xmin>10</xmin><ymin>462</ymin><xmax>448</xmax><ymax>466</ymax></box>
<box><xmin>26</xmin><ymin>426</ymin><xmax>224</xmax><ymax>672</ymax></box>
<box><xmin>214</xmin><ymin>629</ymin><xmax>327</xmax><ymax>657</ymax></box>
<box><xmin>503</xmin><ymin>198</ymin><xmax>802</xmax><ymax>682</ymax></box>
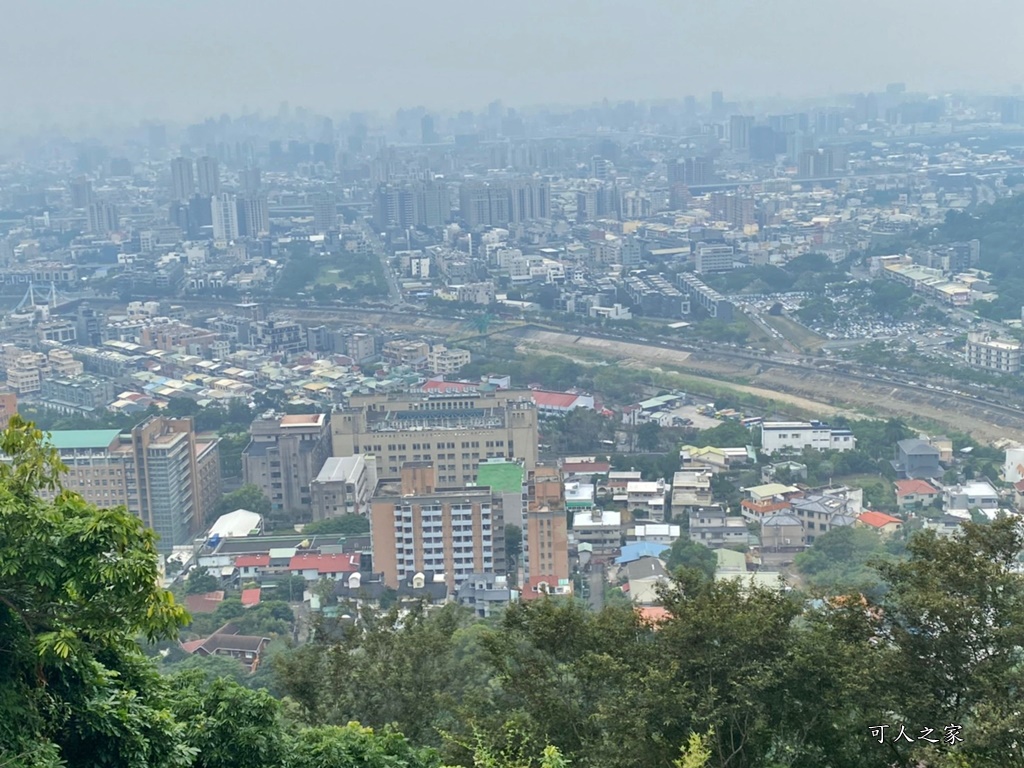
<box><xmin>857</xmin><ymin>511</ymin><xmax>904</xmax><ymax>535</ymax></box>
<box><xmin>240</xmin><ymin>588</ymin><xmax>262</xmax><ymax>607</ymax></box>
<box><xmin>289</xmin><ymin>552</ymin><xmax>361</xmax><ymax>580</ymax></box>
<box><xmin>182</xmin><ymin>621</ymin><xmax>270</xmax><ymax>672</ymax></box>
<box><xmin>530</xmin><ymin>389</ymin><xmax>595</xmax><ymax>414</ymax></box>
<box><xmin>892</xmin><ymin>439</ymin><xmax>942</xmax><ymax>479</ymax></box>
<box><xmin>184</xmin><ymin>590</ymin><xmax>225</xmax><ymax>615</ymax></box>
<box><xmin>234</xmin><ymin>554</ymin><xmax>270</xmax><ymax>579</ymax></box>
<box><xmin>894</xmin><ymin>479</ymin><xmax>941</xmax><ymax>511</ymax></box>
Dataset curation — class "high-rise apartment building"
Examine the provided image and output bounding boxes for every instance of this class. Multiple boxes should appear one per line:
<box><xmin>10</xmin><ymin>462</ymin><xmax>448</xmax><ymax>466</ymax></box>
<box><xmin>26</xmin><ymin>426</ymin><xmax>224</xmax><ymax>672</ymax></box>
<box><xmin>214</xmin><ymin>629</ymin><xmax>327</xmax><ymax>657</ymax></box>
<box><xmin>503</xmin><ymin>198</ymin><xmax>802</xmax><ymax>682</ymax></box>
<box><xmin>196</xmin><ymin>156</ymin><xmax>221</xmax><ymax>197</ymax></box>
<box><xmin>242</xmin><ymin>413</ymin><xmax>331</xmax><ymax>519</ymax></box>
<box><xmin>521</xmin><ymin>464</ymin><xmax>570</xmax><ymax>599</ymax></box>
<box><xmin>211</xmin><ymin>193</ymin><xmax>239</xmax><ymax>242</ymax></box>
<box><xmin>311</xmin><ymin>191</ymin><xmax>337</xmax><ymax>233</ymax></box>
<box><xmin>729</xmin><ymin>115</ymin><xmax>754</xmax><ymax>152</ymax></box>
<box><xmin>237</xmin><ymin>195</ymin><xmax>270</xmax><ymax>237</ymax></box>
<box><xmin>694</xmin><ymin>242</ymin><xmax>736</xmax><ymax>274</ymax></box>
<box><xmin>331</xmin><ymin>390</ymin><xmax>539</xmax><ymax>485</ymax></box>
<box><xmin>86</xmin><ymin>201</ymin><xmax>119</xmax><ymax>236</ymax></box>
<box><xmin>370</xmin><ymin>462</ymin><xmax>500</xmax><ymax>591</ymax></box>
<box><xmin>458</xmin><ymin>179</ymin><xmax>546</xmax><ymax>227</ymax></box>
<box><xmin>170</xmin><ymin>157</ymin><xmax>195</xmax><ymax>201</ymax></box>
<box><xmin>374</xmin><ymin>182</ymin><xmax>449</xmax><ymax>229</ymax></box>
<box><xmin>241</xmin><ymin>167</ymin><xmax>262</xmax><ymax>195</ymax></box>
<box><xmin>39</xmin><ymin>417</ymin><xmax>220</xmax><ymax>552</ymax></box>
<box><xmin>70</xmin><ymin>177</ymin><xmax>94</xmax><ymax>208</ymax></box>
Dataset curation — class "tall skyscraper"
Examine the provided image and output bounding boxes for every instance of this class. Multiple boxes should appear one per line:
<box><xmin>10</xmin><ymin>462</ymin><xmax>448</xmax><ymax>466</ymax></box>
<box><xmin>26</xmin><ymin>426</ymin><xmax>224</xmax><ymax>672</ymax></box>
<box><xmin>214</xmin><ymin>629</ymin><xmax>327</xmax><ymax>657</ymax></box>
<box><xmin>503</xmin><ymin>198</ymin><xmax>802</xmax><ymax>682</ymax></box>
<box><xmin>729</xmin><ymin>115</ymin><xmax>754</xmax><ymax>152</ymax></box>
<box><xmin>211</xmin><ymin>193</ymin><xmax>239</xmax><ymax>241</ymax></box>
<box><xmin>170</xmin><ymin>157</ymin><xmax>195</xmax><ymax>202</ymax></box>
<box><xmin>508</xmin><ymin>178</ymin><xmax>550</xmax><ymax>223</ymax></box>
<box><xmin>237</xmin><ymin>195</ymin><xmax>270</xmax><ymax>237</ymax></box>
<box><xmin>711</xmin><ymin>90</ymin><xmax>724</xmax><ymax>116</ymax></box>
<box><xmin>373</xmin><ymin>181</ymin><xmax>451</xmax><ymax>229</ymax></box>
<box><xmin>86</xmin><ymin>201</ymin><xmax>119</xmax><ymax>236</ymax></box>
<box><xmin>311</xmin><ymin>191</ymin><xmax>337</xmax><ymax>233</ymax></box>
<box><xmin>521</xmin><ymin>465</ymin><xmax>570</xmax><ymax>600</ymax></box>
<box><xmin>196</xmin><ymin>156</ymin><xmax>221</xmax><ymax>197</ymax></box>
<box><xmin>70</xmin><ymin>177</ymin><xmax>94</xmax><ymax>208</ymax></box>
<box><xmin>421</xmin><ymin>114</ymin><xmax>438</xmax><ymax>144</ymax></box>
<box><xmin>241</xmin><ymin>166</ymin><xmax>262</xmax><ymax>196</ymax></box>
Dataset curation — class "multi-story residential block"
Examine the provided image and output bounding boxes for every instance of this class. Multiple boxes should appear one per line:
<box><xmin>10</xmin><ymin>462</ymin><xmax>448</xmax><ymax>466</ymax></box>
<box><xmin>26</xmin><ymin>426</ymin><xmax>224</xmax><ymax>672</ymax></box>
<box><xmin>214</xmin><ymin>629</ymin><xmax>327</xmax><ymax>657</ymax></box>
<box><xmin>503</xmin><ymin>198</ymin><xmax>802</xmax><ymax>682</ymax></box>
<box><xmin>40</xmin><ymin>417</ymin><xmax>219</xmax><ymax>552</ymax></box>
<box><xmin>331</xmin><ymin>390</ymin><xmax>538</xmax><ymax>485</ymax></box>
<box><xmin>370</xmin><ymin>462</ymin><xmax>499</xmax><ymax>591</ymax></box>
<box><xmin>310</xmin><ymin>454</ymin><xmax>379</xmax><ymax>520</ymax></box>
<box><xmin>965</xmin><ymin>332</ymin><xmax>1022</xmax><ymax>374</ymax></box>
<box><xmin>760</xmin><ymin>421</ymin><xmax>856</xmax><ymax>454</ymax></box>
<box><xmin>242</xmin><ymin>413</ymin><xmax>331</xmax><ymax>519</ymax></box>
<box><xmin>671</xmin><ymin>469</ymin><xmax>714</xmax><ymax>511</ymax></box>
<box><xmin>522</xmin><ymin>465</ymin><xmax>570</xmax><ymax>599</ymax></box>
<box><xmin>572</xmin><ymin>508</ymin><xmax>622</xmax><ymax>562</ymax></box>
<box><xmin>39</xmin><ymin>375</ymin><xmax>113</xmax><ymax>414</ymax></box>
<box><xmin>427</xmin><ymin>345</ymin><xmax>471</xmax><ymax>376</ymax></box>
<box><xmin>694</xmin><ymin>242</ymin><xmax>736</xmax><ymax>274</ymax></box>
<box><xmin>688</xmin><ymin>506</ymin><xmax>749</xmax><ymax>548</ymax></box>
<box><xmin>789</xmin><ymin>494</ymin><xmax>857</xmax><ymax>545</ymax></box>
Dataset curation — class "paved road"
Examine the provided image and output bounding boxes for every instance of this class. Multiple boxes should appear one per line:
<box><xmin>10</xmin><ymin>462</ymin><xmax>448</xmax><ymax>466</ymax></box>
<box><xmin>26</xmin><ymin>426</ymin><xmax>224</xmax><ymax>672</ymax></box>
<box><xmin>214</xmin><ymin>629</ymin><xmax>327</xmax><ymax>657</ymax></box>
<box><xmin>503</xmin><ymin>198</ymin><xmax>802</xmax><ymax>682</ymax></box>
<box><xmin>359</xmin><ymin>220</ymin><xmax>403</xmax><ymax>308</ymax></box>
<box><xmin>587</xmin><ymin>565</ymin><xmax>605</xmax><ymax>612</ymax></box>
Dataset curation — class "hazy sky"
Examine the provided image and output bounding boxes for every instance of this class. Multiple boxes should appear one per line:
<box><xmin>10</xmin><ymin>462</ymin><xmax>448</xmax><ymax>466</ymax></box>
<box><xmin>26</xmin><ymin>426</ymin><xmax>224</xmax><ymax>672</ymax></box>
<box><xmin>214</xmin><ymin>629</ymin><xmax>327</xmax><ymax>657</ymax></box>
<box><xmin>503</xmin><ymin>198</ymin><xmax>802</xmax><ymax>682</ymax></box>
<box><xmin>3</xmin><ymin>0</ymin><xmax>1024</xmax><ymax>128</ymax></box>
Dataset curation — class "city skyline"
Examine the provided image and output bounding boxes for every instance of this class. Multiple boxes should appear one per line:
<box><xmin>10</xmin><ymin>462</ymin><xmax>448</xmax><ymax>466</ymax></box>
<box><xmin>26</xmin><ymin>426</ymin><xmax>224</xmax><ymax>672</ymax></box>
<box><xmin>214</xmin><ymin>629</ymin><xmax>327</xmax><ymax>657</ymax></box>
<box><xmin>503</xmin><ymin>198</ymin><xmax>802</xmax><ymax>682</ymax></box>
<box><xmin>5</xmin><ymin>0</ymin><xmax>1024</xmax><ymax>132</ymax></box>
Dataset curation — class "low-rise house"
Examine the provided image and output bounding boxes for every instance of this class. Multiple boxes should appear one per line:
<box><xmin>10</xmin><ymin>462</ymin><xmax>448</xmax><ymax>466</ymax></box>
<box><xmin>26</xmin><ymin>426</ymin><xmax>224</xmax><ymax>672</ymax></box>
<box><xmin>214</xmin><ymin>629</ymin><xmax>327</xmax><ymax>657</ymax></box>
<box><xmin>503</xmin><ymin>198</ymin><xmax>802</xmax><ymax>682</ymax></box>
<box><xmin>944</xmin><ymin>480</ymin><xmax>999</xmax><ymax>519</ymax></box>
<box><xmin>624</xmin><ymin>556</ymin><xmax>668</xmax><ymax>606</ymax></box>
<box><xmin>628</xmin><ymin>523</ymin><xmax>682</xmax><ymax>546</ymax></box>
<box><xmin>895</xmin><ymin>479</ymin><xmax>941</xmax><ymax>511</ymax></box>
<box><xmin>680</xmin><ymin>445</ymin><xmax>751</xmax><ymax>473</ymax></box>
<box><xmin>626</xmin><ymin>479</ymin><xmax>670</xmax><ymax>521</ymax></box>
<box><xmin>759</xmin><ymin>512</ymin><xmax>804</xmax><ymax>566</ymax></box>
<box><xmin>573</xmin><ymin>509</ymin><xmax>623</xmax><ymax>561</ymax></box>
<box><xmin>857</xmin><ymin>510</ymin><xmax>904</xmax><ymax>535</ymax></box>
<box><xmin>789</xmin><ymin>494</ymin><xmax>857</xmax><ymax>545</ymax></box>
<box><xmin>892</xmin><ymin>439</ymin><xmax>942</xmax><ymax>479</ymax></box>
<box><xmin>184</xmin><ymin>590</ymin><xmax>226</xmax><ymax>615</ymax></box>
<box><xmin>456</xmin><ymin>573</ymin><xmax>518</xmax><ymax>618</ymax></box>
<box><xmin>671</xmin><ymin>469</ymin><xmax>713</xmax><ymax>510</ymax></box>
<box><xmin>181</xmin><ymin>622</ymin><xmax>270</xmax><ymax>672</ymax></box>
<box><xmin>289</xmin><ymin>552</ymin><xmax>361</xmax><ymax>581</ymax></box>
<box><xmin>688</xmin><ymin>506</ymin><xmax>749</xmax><ymax>549</ymax></box>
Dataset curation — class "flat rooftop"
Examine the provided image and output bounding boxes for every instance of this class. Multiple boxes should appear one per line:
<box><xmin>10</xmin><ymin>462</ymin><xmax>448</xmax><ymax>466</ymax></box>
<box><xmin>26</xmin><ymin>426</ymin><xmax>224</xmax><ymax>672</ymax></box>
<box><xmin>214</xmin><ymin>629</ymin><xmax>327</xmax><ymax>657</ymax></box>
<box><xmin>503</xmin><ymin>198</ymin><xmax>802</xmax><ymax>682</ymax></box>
<box><xmin>476</xmin><ymin>461</ymin><xmax>524</xmax><ymax>493</ymax></box>
<box><xmin>47</xmin><ymin>429</ymin><xmax>123</xmax><ymax>451</ymax></box>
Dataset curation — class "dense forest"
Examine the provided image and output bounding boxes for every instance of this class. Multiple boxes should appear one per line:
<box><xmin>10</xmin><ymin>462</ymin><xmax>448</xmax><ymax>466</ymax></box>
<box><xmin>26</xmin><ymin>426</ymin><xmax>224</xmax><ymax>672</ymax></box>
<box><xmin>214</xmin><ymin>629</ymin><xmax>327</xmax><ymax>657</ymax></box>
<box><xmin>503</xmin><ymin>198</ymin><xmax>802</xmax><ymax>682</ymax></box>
<box><xmin>3</xmin><ymin>416</ymin><xmax>1024</xmax><ymax>768</ymax></box>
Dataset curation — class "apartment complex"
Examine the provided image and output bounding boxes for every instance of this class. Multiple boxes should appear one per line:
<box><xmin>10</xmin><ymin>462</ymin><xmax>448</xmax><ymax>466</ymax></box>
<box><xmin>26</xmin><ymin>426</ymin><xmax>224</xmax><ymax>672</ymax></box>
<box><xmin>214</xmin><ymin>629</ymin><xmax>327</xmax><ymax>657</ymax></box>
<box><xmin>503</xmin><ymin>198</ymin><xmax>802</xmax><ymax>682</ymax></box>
<box><xmin>42</xmin><ymin>417</ymin><xmax>220</xmax><ymax>552</ymax></box>
<box><xmin>521</xmin><ymin>465</ymin><xmax>571</xmax><ymax>599</ymax></box>
<box><xmin>370</xmin><ymin>462</ymin><xmax>500</xmax><ymax>591</ymax></box>
<box><xmin>760</xmin><ymin>421</ymin><xmax>856</xmax><ymax>454</ymax></box>
<box><xmin>310</xmin><ymin>454</ymin><xmax>378</xmax><ymax>520</ymax></box>
<box><xmin>965</xmin><ymin>332</ymin><xmax>1022</xmax><ymax>374</ymax></box>
<box><xmin>242</xmin><ymin>413</ymin><xmax>331</xmax><ymax>519</ymax></box>
<box><xmin>331</xmin><ymin>390</ymin><xmax>538</xmax><ymax>485</ymax></box>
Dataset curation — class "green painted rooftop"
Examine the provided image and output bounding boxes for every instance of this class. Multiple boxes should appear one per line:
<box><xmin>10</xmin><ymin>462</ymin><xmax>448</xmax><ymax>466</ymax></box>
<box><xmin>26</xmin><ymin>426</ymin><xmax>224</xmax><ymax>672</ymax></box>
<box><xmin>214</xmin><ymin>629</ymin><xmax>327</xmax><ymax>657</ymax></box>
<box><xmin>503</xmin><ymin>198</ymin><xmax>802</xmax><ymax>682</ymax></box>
<box><xmin>46</xmin><ymin>430</ymin><xmax>123</xmax><ymax>450</ymax></box>
<box><xmin>475</xmin><ymin>461</ymin><xmax>524</xmax><ymax>493</ymax></box>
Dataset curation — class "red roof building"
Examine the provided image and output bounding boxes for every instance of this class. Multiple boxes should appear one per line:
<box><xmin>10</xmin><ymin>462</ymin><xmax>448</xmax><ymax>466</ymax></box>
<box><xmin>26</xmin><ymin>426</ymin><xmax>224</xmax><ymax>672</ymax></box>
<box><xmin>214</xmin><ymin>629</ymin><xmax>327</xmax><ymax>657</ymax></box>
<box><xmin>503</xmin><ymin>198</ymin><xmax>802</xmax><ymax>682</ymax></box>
<box><xmin>184</xmin><ymin>590</ymin><xmax>225</xmax><ymax>615</ymax></box>
<box><xmin>240</xmin><ymin>588</ymin><xmax>262</xmax><ymax>607</ymax></box>
<box><xmin>530</xmin><ymin>389</ymin><xmax>595</xmax><ymax>414</ymax></box>
<box><xmin>857</xmin><ymin>511</ymin><xmax>904</xmax><ymax>533</ymax></box>
<box><xmin>288</xmin><ymin>552</ymin><xmax>361</xmax><ymax>579</ymax></box>
<box><xmin>234</xmin><ymin>555</ymin><xmax>270</xmax><ymax>568</ymax></box>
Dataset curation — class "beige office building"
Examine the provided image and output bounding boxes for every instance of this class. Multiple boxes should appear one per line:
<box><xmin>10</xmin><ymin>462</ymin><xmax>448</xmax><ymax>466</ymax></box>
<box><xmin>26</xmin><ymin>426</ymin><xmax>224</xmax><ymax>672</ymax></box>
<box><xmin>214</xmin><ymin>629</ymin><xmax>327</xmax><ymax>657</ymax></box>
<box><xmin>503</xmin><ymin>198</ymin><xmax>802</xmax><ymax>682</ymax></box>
<box><xmin>331</xmin><ymin>390</ymin><xmax>538</xmax><ymax>485</ymax></box>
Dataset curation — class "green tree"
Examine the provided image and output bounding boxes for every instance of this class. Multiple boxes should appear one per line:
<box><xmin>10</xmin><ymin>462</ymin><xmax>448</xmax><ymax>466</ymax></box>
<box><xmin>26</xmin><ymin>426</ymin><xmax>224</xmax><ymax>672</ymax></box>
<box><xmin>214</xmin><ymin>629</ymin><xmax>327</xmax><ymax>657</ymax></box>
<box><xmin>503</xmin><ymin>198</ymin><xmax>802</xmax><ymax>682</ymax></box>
<box><xmin>214</xmin><ymin>484</ymin><xmax>272</xmax><ymax>518</ymax></box>
<box><xmin>185</xmin><ymin>567</ymin><xmax>221</xmax><ymax>595</ymax></box>
<box><xmin>505</xmin><ymin>524</ymin><xmax>523</xmax><ymax>568</ymax></box>
<box><xmin>291</xmin><ymin>723</ymin><xmax>441</xmax><ymax>768</ymax></box>
<box><xmin>636</xmin><ymin>421</ymin><xmax>662</xmax><ymax>452</ymax></box>
<box><xmin>793</xmin><ymin>526</ymin><xmax>893</xmax><ymax>597</ymax></box>
<box><xmin>169</xmin><ymin>674</ymin><xmax>288</xmax><ymax>768</ymax></box>
<box><xmin>302</xmin><ymin>515</ymin><xmax>371</xmax><ymax>536</ymax></box>
<box><xmin>661</xmin><ymin>539</ymin><xmax>717</xmax><ymax>581</ymax></box>
<box><xmin>0</xmin><ymin>416</ymin><xmax>191</xmax><ymax>767</ymax></box>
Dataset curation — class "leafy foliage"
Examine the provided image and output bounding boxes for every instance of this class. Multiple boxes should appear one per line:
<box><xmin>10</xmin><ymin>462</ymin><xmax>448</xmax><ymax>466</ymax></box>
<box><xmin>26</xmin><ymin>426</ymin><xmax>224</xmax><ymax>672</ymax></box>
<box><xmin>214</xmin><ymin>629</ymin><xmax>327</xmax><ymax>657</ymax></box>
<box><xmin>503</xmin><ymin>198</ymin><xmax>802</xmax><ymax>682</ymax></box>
<box><xmin>301</xmin><ymin>514</ymin><xmax>370</xmax><ymax>536</ymax></box>
<box><xmin>213</xmin><ymin>483</ymin><xmax>272</xmax><ymax>518</ymax></box>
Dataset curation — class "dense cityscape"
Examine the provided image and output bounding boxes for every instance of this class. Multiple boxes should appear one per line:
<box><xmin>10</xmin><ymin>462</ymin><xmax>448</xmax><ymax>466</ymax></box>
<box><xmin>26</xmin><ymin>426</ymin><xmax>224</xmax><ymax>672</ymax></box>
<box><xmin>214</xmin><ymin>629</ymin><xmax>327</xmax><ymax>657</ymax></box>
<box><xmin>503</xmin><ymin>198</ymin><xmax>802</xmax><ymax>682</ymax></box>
<box><xmin>8</xmin><ymin>22</ymin><xmax>1024</xmax><ymax>765</ymax></box>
